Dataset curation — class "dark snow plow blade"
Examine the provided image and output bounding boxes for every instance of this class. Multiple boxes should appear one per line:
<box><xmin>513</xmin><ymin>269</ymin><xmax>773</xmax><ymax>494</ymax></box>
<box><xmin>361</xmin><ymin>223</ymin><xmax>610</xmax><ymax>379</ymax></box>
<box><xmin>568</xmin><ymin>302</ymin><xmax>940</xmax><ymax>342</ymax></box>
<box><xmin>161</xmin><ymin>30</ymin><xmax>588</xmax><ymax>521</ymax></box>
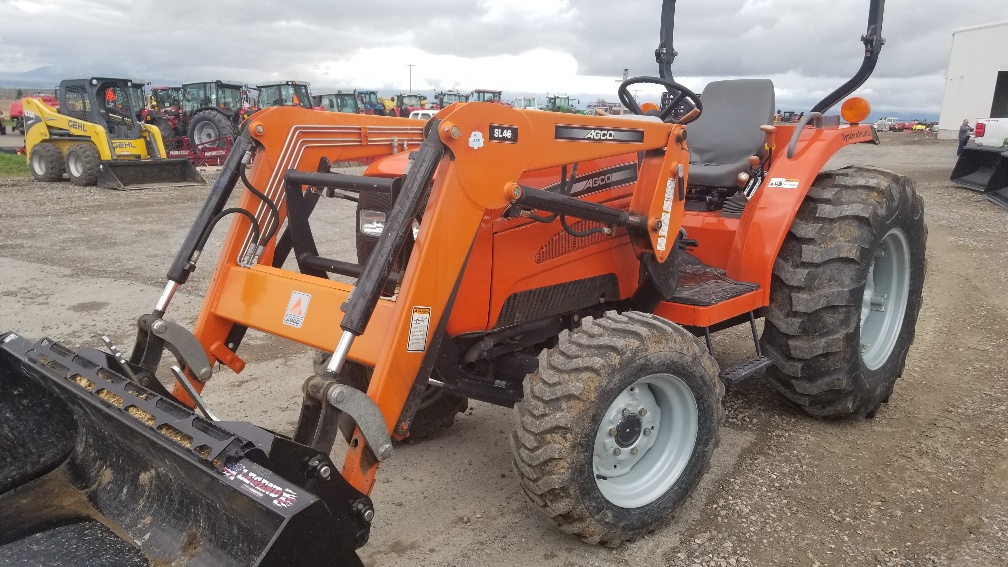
<box><xmin>0</xmin><ymin>333</ymin><xmax>368</xmax><ymax>567</ymax></box>
<box><xmin>97</xmin><ymin>158</ymin><xmax>206</xmax><ymax>190</ymax></box>
<box><xmin>950</xmin><ymin>146</ymin><xmax>1008</xmax><ymax>208</ymax></box>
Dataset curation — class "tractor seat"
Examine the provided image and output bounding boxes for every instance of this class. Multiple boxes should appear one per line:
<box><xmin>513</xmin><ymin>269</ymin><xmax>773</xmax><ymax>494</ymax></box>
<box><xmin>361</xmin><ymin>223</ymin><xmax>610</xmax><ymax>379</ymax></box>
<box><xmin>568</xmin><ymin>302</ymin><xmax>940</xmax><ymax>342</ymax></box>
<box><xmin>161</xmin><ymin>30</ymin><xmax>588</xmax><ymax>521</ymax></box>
<box><xmin>686</xmin><ymin>79</ymin><xmax>775</xmax><ymax>188</ymax></box>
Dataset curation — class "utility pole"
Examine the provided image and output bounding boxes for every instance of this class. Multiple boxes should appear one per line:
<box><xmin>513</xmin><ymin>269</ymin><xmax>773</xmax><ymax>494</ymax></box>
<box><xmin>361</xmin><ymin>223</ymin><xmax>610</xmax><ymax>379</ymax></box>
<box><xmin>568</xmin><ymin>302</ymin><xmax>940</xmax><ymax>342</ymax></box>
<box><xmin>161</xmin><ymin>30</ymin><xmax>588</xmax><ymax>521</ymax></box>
<box><xmin>615</xmin><ymin>68</ymin><xmax>629</xmax><ymax>83</ymax></box>
<box><xmin>406</xmin><ymin>64</ymin><xmax>416</xmax><ymax>92</ymax></box>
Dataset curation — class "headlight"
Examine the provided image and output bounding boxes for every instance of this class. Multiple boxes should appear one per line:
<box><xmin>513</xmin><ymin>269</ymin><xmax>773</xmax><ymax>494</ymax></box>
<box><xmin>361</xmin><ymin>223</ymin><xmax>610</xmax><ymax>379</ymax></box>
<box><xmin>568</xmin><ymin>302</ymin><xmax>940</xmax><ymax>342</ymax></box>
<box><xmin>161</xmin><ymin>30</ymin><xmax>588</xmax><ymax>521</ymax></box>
<box><xmin>358</xmin><ymin>210</ymin><xmax>386</xmax><ymax>237</ymax></box>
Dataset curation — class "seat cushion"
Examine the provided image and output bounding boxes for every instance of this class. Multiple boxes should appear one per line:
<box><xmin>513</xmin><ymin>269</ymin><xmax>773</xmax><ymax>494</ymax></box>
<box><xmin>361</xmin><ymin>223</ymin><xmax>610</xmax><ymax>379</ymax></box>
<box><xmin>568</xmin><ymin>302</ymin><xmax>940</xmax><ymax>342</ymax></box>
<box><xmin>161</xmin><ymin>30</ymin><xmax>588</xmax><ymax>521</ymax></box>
<box><xmin>687</xmin><ymin>79</ymin><xmax>775</xmax><ymax>188</ymax></box>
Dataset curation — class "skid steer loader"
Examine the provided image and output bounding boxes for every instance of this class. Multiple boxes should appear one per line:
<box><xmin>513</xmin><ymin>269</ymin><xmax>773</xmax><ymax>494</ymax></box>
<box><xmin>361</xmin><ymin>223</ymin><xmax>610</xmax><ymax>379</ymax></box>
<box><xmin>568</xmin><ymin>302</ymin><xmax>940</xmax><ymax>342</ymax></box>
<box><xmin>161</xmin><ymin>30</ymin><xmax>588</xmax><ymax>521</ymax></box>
<box><xmin>0</xmin><ymin>0</ymin><xmax>926</xmax><ymax>564</ymax></box>
<box><xmin>23</xmin><ymin>77</ymin><xmax>204</xmax><ymax>189</ymax></box>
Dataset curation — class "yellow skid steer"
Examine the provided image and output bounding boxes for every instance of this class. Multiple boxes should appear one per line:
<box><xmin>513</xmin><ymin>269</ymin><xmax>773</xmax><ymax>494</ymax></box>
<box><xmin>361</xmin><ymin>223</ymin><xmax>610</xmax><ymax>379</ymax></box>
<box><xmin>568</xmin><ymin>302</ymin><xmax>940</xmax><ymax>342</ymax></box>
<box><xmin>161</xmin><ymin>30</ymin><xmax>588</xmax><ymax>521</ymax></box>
<box><xmin>24</xmin><ymin>78</ymin><xmax>204</xmax><ymax>190</ymax></box>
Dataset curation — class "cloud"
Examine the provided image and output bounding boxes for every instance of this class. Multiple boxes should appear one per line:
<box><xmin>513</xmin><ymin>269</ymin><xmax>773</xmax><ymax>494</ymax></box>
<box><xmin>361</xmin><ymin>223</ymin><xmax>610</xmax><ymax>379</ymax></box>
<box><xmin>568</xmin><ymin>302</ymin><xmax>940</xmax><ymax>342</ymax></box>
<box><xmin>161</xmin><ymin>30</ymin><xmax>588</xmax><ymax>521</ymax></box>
<box><xmin>0</xmin><ymin>0</ymin><xmax>1003</xmax><ymax>116</ymax></box>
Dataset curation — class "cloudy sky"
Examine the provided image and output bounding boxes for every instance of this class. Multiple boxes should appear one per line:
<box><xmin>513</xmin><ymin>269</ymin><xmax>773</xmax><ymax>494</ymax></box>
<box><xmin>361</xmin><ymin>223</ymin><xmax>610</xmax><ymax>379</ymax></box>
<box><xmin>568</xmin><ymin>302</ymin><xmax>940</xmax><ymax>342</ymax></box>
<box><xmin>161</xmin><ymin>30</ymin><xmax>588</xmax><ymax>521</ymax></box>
<box><xmin>1</xmin><ymin>0</ymin><xmax>1004</xmax><ymax>118</ymax></box>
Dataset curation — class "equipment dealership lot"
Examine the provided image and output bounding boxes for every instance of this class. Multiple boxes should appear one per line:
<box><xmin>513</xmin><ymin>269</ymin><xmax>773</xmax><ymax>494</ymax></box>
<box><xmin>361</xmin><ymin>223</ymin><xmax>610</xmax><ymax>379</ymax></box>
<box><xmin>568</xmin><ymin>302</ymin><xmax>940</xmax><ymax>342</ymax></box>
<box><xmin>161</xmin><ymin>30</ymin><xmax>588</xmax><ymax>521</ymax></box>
<box><xmin>1</xmin><ymin>133</ymin><xmax>1006</xmax><ymax>566</ymax></box>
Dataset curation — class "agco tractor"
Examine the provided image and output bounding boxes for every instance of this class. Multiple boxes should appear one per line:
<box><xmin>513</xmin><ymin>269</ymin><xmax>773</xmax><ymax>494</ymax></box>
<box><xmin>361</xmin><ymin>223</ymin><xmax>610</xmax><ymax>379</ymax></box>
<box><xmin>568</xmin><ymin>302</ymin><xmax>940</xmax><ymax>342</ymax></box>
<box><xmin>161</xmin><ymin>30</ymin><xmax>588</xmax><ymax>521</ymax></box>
<box><xmin>0</xmin><ymin>0</ymin><xmax>925</xmax><ymax>565</ymax></box>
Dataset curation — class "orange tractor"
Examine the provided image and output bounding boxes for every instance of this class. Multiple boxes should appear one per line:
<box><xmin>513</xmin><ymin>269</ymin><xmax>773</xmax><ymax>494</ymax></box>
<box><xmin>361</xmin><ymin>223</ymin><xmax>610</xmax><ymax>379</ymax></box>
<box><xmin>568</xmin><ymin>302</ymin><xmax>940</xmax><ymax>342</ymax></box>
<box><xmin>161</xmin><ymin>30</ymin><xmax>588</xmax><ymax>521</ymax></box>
<box><xmin>0</xmin><ymin>0</ymin><xmax>925</xmax><ymax>564</ymax></box>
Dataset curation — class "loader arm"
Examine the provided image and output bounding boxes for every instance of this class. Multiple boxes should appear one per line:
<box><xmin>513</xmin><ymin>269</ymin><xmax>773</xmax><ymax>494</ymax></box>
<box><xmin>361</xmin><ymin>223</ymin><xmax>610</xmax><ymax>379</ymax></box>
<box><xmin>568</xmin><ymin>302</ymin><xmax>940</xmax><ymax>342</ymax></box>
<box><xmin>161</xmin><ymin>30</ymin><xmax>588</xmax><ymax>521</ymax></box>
<box><xmin>183</xmin><ymin>104</ymin><xmax>690</xmax><ymax>494</ymax></box>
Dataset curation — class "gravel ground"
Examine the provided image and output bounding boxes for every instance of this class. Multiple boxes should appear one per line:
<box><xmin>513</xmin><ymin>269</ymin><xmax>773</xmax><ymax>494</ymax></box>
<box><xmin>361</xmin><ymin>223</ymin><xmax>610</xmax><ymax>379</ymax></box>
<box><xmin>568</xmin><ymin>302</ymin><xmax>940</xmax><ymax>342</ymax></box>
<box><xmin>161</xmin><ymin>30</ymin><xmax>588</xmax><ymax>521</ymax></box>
<box><xmin>0</xmin><ymin>132</ymin><xmax>1006</xmax><ymax>566</ymax></box>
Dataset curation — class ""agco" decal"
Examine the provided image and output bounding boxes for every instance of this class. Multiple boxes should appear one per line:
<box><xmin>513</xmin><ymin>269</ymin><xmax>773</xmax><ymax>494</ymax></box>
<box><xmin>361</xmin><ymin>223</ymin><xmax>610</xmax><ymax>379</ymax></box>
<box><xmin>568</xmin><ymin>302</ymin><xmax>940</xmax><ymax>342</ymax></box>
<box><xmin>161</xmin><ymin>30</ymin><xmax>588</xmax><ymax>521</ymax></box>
<box><xmin>554</xmin><ymin>125</ymin><xmax>645</xmax><ymax>143</ymax></box>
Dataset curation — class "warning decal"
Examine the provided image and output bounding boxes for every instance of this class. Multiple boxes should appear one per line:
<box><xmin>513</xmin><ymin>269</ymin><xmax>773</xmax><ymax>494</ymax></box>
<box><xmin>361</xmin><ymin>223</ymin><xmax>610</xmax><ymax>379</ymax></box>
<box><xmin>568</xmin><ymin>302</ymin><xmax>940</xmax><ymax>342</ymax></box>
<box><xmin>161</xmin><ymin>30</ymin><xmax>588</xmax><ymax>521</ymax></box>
<box><xmin>767</xmin><ymin>177</ymin><xmax>800</xmax><ymax>189</ymax></box>
<box><xmin>407</xmin><ymin>306</ymin><xmax>432</xmax><ymax>352</ymax></box>
<box><xmin>283</xmin><ymin>291</ymin><xmax>311</xmax><ymax>328</ymax></box>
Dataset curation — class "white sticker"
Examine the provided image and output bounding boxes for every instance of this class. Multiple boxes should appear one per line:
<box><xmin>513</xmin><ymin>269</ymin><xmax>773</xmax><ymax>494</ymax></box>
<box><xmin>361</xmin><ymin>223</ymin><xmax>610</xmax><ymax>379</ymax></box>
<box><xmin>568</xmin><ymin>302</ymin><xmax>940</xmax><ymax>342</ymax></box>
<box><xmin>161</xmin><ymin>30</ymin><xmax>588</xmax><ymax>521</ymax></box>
<box><xmin>468</xmin><ymin>131</ymin><xmax>484</xmax><ymax>150</ymax></box>
<box><xmin>407</xmin><ymin>307</ymin><xmax>432</xmax><ymax>352</ymax></box>
<box><xmin>768</xmin><ymin>177</ymin><xmax>800</xmax><ymax>189</ymax></box>
<box><xmin>282</xmin><ymin>291</ymin><xmax>311</xmax><ymax>328</ymax></box>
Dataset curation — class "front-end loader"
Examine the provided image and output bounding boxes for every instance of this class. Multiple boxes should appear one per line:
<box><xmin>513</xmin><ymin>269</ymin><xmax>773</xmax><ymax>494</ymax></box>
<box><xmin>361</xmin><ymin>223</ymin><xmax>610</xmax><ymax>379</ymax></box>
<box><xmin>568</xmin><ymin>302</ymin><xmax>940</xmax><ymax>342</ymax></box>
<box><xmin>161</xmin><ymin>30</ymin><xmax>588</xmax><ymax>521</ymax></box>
<box><xmin>23</xmin><ymin>78</ymin><xmax>204</xmax><ymax>189</ymax></box>
<box><xmin>1</xmin><ymin>0</ymin><xmax>925</xmax><ymax>564</ymax></box>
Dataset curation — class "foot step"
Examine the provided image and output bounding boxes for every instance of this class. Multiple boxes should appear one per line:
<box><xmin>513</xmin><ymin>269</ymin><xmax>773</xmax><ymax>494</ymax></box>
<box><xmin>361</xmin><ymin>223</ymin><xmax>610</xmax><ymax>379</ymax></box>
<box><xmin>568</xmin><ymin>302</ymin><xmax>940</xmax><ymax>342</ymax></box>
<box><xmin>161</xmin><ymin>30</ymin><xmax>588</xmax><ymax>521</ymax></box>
<box><xmin>719</xmin><ymin>356</ymin><xmax>772</xmax><ymax>383</ymax></box>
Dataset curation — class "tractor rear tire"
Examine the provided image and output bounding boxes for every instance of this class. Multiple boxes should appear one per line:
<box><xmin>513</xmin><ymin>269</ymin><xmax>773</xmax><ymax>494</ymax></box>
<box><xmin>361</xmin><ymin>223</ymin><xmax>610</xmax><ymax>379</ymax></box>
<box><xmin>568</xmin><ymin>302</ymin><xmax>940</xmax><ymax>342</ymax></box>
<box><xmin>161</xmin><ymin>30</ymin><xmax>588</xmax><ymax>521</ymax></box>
<box><xmin>153</xmin><ymin>119</ymin><xmax>179</xmax><ymax>150</ymax></box>
<box><xmin>311</xmin><ymin>350</ymin><xmax>468</xmax><ymax>441</ymax></box>
<box><xmin>187</xmin><ymin>110</ymin><xmax>235</xmax><ymax>149</ymax></box>
<box><xmin>510</xmin><ymin>311</ymin><xmax>723</xmax><ymax>545</ymax></box>
<box><xmin>29</xmin><ymin>143</ymin><xmax>64</xmax><ymax>182</ymax></box>
<box><xmin>761</xmin><ymin>166</ymin><xmax>927</xmax><ymax>418</ymax></box>
<box><xmin>65</xmin><ymin>143</ymin><xmax>101</xmax><ymax>186</ymax></box>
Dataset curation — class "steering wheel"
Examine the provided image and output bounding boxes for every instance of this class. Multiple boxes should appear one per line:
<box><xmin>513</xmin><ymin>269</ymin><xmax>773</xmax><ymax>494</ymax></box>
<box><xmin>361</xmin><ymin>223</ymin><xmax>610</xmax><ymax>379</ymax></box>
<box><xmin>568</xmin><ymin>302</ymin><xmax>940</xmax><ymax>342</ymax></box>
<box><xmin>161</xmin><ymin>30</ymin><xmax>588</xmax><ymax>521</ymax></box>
<box><xmin>618</xmin><ymin>76</ymin><xmax>703</xmax><ymax>124</ymax></box>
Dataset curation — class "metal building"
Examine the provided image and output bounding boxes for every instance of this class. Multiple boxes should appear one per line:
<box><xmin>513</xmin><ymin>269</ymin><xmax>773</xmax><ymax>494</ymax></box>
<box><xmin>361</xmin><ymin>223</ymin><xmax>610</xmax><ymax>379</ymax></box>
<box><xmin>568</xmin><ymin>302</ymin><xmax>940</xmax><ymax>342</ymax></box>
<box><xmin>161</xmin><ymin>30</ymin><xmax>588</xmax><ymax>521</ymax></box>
<box><xmin>937</xmin><ymin>20</ymin><xmax>1008</xmax><ymax>139</ymax></box>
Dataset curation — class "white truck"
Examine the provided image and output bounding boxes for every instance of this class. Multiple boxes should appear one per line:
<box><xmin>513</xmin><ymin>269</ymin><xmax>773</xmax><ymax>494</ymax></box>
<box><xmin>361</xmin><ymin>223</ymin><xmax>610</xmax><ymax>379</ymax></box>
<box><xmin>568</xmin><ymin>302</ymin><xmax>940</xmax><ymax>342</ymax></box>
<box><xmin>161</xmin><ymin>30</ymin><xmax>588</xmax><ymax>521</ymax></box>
<box><xmin>874</xmin><ymin>116</ymin><xmax>899</xmax><ymax>131</ymax></box>
<box><xmin>971</xmin><ymin>118</ymin><xmax>1008</xmax><ymax>148</ymax></box>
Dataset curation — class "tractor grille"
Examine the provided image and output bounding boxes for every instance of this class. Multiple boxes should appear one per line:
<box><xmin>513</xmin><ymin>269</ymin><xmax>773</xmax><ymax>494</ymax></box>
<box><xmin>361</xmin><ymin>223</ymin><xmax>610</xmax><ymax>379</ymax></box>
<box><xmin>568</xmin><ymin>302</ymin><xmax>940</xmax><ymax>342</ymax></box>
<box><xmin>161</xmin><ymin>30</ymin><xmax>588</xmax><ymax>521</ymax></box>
<box><xmin>494</xmin><ymin>274</ymin><xmax>620</xmax><ymax>328</ymax></box>
<box><xmin>535</xmin><ymin>217</ymin><xmax>628</xmax><ymax>264</ymax></box>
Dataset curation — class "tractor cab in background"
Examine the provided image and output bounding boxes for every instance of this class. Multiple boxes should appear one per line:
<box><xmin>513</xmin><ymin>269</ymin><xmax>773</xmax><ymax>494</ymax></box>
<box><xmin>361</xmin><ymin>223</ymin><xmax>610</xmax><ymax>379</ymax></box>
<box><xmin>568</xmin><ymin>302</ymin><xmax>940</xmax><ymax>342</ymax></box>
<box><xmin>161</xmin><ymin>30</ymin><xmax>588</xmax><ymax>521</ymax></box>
<box><xmin>315</xmin><ymin>90</ymin><xmax>361</xmax><ymax>113</ymax></box>
<box><xmin>256</xmin><ymin>80</ymin><xmax>314</xmax><ymax>110</ymax></box>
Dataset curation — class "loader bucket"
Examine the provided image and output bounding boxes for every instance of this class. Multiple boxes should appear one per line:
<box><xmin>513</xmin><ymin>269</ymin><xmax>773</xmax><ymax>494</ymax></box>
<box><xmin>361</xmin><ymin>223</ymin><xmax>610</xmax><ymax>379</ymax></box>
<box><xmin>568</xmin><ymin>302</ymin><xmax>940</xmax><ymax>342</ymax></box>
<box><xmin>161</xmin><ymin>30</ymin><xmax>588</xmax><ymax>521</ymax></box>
<box><xmin>950</xmin><ymin>146</ymin><xmax>1008</xmax><ymax>207</ymax></box>
<box><xmin>0</xmin><ymin>333</ymin><xmax>367</xmax><ymax>566</ymax></box>
<box><xmin>97</xmin><ymin>158</ymin><xmax>206</xmax><ymax>190</ymax></box>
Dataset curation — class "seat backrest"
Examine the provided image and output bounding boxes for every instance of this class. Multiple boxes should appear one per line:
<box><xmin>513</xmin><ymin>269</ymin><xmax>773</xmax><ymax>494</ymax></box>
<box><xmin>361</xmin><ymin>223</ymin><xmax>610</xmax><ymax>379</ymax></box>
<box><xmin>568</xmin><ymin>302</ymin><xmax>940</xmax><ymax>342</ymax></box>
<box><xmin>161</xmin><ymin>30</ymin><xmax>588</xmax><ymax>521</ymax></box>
<box><xmin>687</xmin><ymin>79</ymin><xmax>775</xmax><ymax>165</ymax></box>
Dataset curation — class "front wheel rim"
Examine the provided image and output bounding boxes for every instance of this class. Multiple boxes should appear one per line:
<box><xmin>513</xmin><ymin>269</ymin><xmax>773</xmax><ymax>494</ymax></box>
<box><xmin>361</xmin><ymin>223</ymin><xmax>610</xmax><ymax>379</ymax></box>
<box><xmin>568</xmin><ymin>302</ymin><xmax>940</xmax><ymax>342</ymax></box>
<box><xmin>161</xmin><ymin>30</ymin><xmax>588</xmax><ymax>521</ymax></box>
<box><xmin>31</xmin><ymin>153</ymin><xmax>45</xmax><ymax>175</ymax></box>
<box><xmin>860</xmin><ymin>228</ymin><xmax>911</xmax><ymax>370</ymax></box>
<box><xmin>593</xmin><ymin>373</ymin><xmax>698</xmax><ymax>508</ymax></box>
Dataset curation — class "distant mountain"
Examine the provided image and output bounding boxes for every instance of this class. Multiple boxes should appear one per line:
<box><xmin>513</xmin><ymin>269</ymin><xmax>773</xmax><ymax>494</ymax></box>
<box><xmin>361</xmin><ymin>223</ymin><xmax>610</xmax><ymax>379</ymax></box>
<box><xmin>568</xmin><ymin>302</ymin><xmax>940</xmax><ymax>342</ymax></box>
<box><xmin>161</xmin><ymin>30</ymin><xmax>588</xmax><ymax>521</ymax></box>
<box><xmin>0</xmin><ymin>66</ymin><xmax>65</xmax><ymax>88</ymax></box>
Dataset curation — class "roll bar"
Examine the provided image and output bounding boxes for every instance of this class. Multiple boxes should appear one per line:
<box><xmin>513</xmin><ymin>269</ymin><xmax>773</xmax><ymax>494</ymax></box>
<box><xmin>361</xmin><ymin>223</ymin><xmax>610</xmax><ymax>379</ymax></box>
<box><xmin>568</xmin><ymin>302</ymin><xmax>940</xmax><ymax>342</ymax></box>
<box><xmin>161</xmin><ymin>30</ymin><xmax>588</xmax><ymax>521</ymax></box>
<box><xmin>653</xmin><ymin>0</ymin><xmax>886</xmax><ymax>113</ymax></box>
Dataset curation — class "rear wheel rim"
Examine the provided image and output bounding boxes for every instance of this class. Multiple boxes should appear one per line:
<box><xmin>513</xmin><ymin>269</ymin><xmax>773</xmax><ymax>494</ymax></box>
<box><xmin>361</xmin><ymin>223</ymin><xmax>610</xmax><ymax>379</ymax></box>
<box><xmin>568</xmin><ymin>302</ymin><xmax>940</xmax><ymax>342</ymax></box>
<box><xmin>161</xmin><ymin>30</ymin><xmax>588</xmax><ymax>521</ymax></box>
<box><xmin>67</xmin><ymin>152</ymin><xmax>83</xmax><ymax>178</ymax></box>
<box><xmin>194</xmin><ymin>121</ymin><xmax>218</xmax><ymax>143</ymax></box>
<box><xmin>860</xmin><ymin>228</ymin><xmax>911</xmax><ymax>370</ymax></box>
<box><xmin>593</xmin><ymin>373</ymin><xmax>698</xmax><ymax>508</ymax></box>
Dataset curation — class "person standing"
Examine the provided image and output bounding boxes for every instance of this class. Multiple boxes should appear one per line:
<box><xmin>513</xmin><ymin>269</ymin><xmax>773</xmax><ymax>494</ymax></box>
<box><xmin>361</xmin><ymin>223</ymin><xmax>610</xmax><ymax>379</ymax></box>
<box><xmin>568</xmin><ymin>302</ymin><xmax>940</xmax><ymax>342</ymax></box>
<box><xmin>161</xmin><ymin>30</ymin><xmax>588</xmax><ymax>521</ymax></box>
<box><xmin>958</xmin><ymin>119</ymin><xmax>974</xmax><ymax>156</ymax></box>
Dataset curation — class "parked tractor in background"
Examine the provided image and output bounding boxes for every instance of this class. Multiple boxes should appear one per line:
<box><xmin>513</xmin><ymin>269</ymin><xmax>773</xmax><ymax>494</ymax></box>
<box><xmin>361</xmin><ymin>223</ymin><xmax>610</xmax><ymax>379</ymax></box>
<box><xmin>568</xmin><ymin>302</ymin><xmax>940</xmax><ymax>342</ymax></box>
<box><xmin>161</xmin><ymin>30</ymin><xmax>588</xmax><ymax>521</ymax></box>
<box><xmin>472</xmin><ymin>89</ymin><xmax>512</xmax><ymax>106</ymax></box>
<box><xmin>512</xmin><ymin>96</ymin><xmax>539</xmax><ymax>110</ymax></box>
<box><xmin>543</xmin><ymin>93</ymin><xmax>578</xmax><ymax>112</ymax></box>
<box><xmin>181</xmin><ymin>80</ymin><xmax>251</xmax><ymax>149</ymax></box>
<box><xmin>9</xmin><ymin>93</ymin><xmax>59</xmax><ymax>135</ymax></box>
<box><xmin>381</xmin><ymin>93</ymin><xmax>432</xmax><ymax>117</ymax></box>
<box><xmin>314</xmin><ymin>90</ymin><xmax>361</xmax><ymax>113</ymax></box>
<box><xmin>145</xmin><ymin>86</ymin><xmax>184</xmax><ymax>148</ymax></box>
<box><xmin>22</xmin><ymin>77</ymin><xmax>202</xmax><ymax>188</ymax></box>
<box><xmin>256</xmin><ymin>80</ymin><xmax>315</xmax><ymax>110</ymax></box>
<box><xmin>435</xmin><ymin>89</ymin><xmax>469</xmax><ymax>108</ymax></box>
<box><xmin>356</xmin><ymin>90</ymin><xmax>386</xmax><ymax>115</ymax></box>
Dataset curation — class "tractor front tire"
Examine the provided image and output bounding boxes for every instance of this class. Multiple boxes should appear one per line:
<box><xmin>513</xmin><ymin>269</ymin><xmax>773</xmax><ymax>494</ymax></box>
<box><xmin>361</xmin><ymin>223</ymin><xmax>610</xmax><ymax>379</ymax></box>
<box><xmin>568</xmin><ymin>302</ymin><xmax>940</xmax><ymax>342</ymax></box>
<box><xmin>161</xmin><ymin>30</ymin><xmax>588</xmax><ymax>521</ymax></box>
<box><xmin>510</xmin><ymin>311</ymin><xmax>723</xmax><ymax>545</ymax></box>
<box><xmin>311</xmin><ymin>350</ymin><xmax>468</xmax><ymax>441</ymax></box>
<box><xmin>187</xmin><ymin>111</ymin><xmax>235</xmax><ymax>149</ymax></box>
<box><xmin>762</xmin><ymin>166</ymin><xmax>927</xmax><ymax>418</ymax></box>
<box><xmin>153</xmin><ymin>119</ymin><xmax>179</xmax><ymax>150</ymax></box>
<box><xmin>29</xmin><ymin>143</ymin><xmax>64</xmax><ymax>182</ymax></box>
<box><xmin>65</xmin><ymin>143</ymin><xmax>101</xmax><ymax>186</ymax></box>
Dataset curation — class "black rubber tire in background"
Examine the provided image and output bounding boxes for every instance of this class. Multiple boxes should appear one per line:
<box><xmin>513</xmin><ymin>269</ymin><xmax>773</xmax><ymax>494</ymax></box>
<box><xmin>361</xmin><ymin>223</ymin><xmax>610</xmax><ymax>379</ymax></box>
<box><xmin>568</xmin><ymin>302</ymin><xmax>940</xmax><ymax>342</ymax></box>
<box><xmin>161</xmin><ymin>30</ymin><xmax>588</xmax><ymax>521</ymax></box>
<box><xmin>510</xmin><ymin>311</ymin><xmax>723</xmax><ymax>545</ymax></box>
<box><xmin>65</xmin><ymin>143</ymin><xmax>101</xmax><ymax>186</ymax></box>
<box><xmin>311</xmin><ymin>350</ymin><xmax>468</xmax><ymax>441</ymax></box>
<box><xmin>186</xmin><ymin>110</ymin><xmax>236</xmax><ymax>149</ymax></box>
<box><xmin>153</xmin><ymin>119</ymin><xmax>179</xmax><ymax>150</ymax></box>
<box><xmin>29</xmin><ymin>143</ymin><xmax>64</xmax><ymax>182</ymax></box>
<box><xmin>761</xmin><ymin>166</ymin><xmax>927</xmax><ymax>418</ymax></box>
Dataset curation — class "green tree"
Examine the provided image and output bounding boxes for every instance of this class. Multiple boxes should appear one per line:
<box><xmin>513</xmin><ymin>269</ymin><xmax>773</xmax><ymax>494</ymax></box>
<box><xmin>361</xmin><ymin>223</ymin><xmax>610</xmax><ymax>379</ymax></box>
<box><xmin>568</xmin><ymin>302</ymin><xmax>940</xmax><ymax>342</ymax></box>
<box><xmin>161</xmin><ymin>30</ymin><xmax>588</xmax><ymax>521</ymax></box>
<box><xmin>15</xmin><ymin>89</ymin><xmax>24</xmax><ymax>99</ymax></box>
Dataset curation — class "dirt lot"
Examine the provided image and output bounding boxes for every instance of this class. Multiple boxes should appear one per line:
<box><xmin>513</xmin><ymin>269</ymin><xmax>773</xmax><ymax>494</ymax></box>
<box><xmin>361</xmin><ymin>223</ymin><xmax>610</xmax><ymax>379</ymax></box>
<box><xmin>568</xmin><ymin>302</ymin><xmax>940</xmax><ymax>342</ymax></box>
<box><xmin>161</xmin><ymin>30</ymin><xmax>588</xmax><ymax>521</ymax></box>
<box><xmin>0</xmin><ymin>132</ymin><xmax>1005</xmax><ymax>566</ymax></box>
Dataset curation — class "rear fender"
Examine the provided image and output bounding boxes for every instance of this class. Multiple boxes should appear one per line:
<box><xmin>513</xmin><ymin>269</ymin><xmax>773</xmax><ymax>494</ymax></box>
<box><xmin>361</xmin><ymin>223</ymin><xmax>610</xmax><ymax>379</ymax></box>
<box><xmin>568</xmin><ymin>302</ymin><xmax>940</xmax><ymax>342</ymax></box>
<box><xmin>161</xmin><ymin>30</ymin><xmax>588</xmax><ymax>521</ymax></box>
<box><xmin>723</xmin><ymin>122</ymin><xmax>877</xmax><ymax>300</ymax></box>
